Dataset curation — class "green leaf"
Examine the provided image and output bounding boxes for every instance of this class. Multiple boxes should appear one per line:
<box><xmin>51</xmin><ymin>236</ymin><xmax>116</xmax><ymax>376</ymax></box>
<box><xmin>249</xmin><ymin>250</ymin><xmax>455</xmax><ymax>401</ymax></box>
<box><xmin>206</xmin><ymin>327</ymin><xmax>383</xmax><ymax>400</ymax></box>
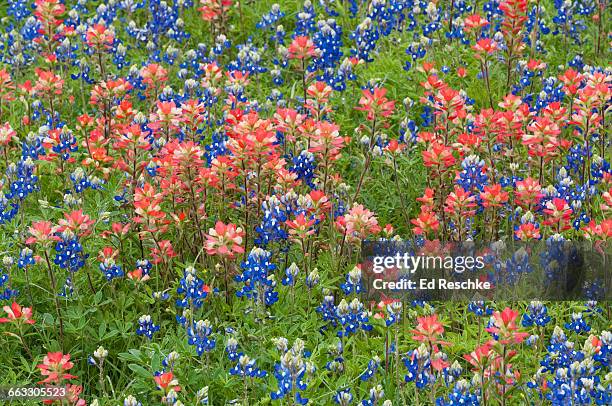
<box><xmin>127</xmin><ymin>363</ymin><xmax>150</xmax><ymax>379</ymax></box>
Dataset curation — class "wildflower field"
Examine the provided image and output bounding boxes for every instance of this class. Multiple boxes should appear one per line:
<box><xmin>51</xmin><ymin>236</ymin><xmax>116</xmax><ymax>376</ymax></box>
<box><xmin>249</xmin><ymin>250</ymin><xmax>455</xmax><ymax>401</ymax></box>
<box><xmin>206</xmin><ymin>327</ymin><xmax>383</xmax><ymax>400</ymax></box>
<box><xmin>0</xmin><ymin>0</ymin><xmax>610</xmax><ymax>404</ymax></box>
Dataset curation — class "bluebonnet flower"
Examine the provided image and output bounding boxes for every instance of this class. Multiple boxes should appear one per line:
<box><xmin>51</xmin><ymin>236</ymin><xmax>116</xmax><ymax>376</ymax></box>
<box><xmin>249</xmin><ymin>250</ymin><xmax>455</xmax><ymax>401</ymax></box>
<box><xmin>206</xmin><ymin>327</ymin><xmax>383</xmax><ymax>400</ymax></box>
<box><xmin>568</xmin><ymin>54</ymin><xmax>585</xmax><ymax>71</ymax></box>
<box><xmin>0</xmin><ymin>195</ymin><xmax>19</xmax><ymax>225</ymax></box>
<box><xmin>63</xmin><ymin>191</ymin><xmax>83</xmax><ymax>208</ymax></box>
<box><xmin>399</xmin><ymin>110</ymin><xmax>419</xmax><ymax>146</ymax></box>
<box><xmin>333</xmin><ymin>198</ymin><xmax>347</xmax><ymax>217</ymax></box>
<box><xmin>226</xmin><ymin>337</ymin><xmax>242</xmax><ymax>362</ymax></box>
<box><xmin>88</xmin><ymin>345</ymin><xmax>108</xmax><ymax>367</ymax></box>
<box><xmin>443</xmin><ymin>360</ymin><xmax>463</xmax><ymax>386</ymax></box>
<box><xmin>421</xmin><ymin>2</ymin><xmax>443</xmax><ymax>38</ymax></box>
<box><xmin>539</xmin><ymin>326</ymin><xmax>580</xmax><ymax>373</ymax></box>
<box><xmin>522</xmin><ymin>301</ymin><xmax>551</xmax><ymax>327</ymax></box>
<box><xmin>145</xmin><ymin>161</ymin><xmax>160</xmax><ymax>178</ymax></box>
<box><xmin>436</xmin><ymin>380</ymin><xmax>480</xmax><ymax>405</ymax></box>
<box><xmin>130</xmin><ymin>259</ymin><xmax>152</xmax><ymax>282</ymax></box>
<box><xmin>531</xmin><ymin>77</ymin><xmax>564</xmax><ymax>112</ymax></box>
<box><xmin>50</xmin><ymin>127</ymin><xmax>78</xmax><ymax>161</ymax></box>
<box><xmin>551</xmin><ymin>0</ymin><xmax>590</xmax><ymax>45</ymax></box>
<box><xmin>123</xmin><ymin>395</ymin><xmax>142</xmax><ymax>406</ymax></box>
<box><xmin>70</xmin><ymin>167</ymin><xmax>104</xmax><ymax>194</ymax></box>
<box><xmin>335</xmin><ymin>297</ymin><xmax>373</xmax><ymax>337</ymax></box>
<box><xmin>272</xmin><ymin>337</ymin><xmax>290</xmax><ymax>353</ymax></box>
<box><xmin>17</xmin><ymin>248</ymin><xmax>35</xmax><ymax>269</ymax></box>
<box><xmin>412</xmin><ymin>299</ymin><xmax>428</xmax><ymax>309</ymax></box>
<box><xmin>160</xmin><ymin>386</ymin><xmax>179</xmax><ymax>405</ymax></box>
<box><xmin>196</xmin><ymin>386</ymin><xmax>209</xmax><ymax>404</ymax></box>
<box><xmin>136</xmin><ymin>315</ymin><xmax>160</xmax><ymax>340</ymax></box>
<box><xmin>158</xmin><ymin>85</ymin><xmax>178</xmax><ymax>102</ymax></box>
<box><xmin>0</xmin><ymin>22</ymin><xmax>35</xmax><ymax>68</ymax></box>
<box><xmin>317</xmin><ymin>291</ymin><xmax>338</xmax><ymax>330</ymax></box>
<box><xmin>54</xmin><ymin>231</ymin><xmax>88</xmax><ymax>273</ymax></box>
<box><xmin>513</xmin><ymin>59</ymin><xmax>546</xmax><ymax>95</ymax></box>
<box><xmin>187</xmin><ymin>319</ymin><xmax>216</xmax><ymax>356</ymax></box>
<box><xmin>7</xmin><ymin>0</ymin><xmax>31</xmax><ymax>21</ymax></box>
<box><xmin>295</xmin><ymin>1</ymin><xmax>316</xmax><ymax>36</ymax></box>
<box><xmin>345</xmin><ymin>0</ymin><xmax>360</xmax><ymax>18</ymax></box>
<box><xmin>382</xmin><ymin>300</ymin><xmax>402</xmax><ymax>327</ymax></box>
<box><xmin>227</xmin><ymin>41</ymin><xmax>267</xmax><ymax>76</ymax></box>
<box><xmin>221</xmin><ymin>82</ymin><xmax>244</xmax><ymax>112</ymax></box>
<box><xmin>124</xmin><ymin>17</ymin><xmax>149</xmax><ymax>43</ymax></box>
<box><xmin>565</xmin><ymin>312</ymin><xmax>591</xmax><ymax>334</ymax></box>
<box><xmin>93</xmin><ymin>2</ymin><xmax>120</xmax><ymax>24</ymax></box>
<box><xmin>539</xmin><ymin>237</ymin><xmax>578</xmax><ymax>282</ymax></box>
<box><xmin>59</xmin><ymin>277</ymin><xmax>75</xmax><ymax>297</ymax></box>
<box><xmin>271</xmin><ymin>338</ymin><xmax>313</xmax><ymax>405</ymax></box>
<box><xmin>310</xmin><ymin>19</ymin><xmax>344</xmax><ymax>89</ymax></box>
<box><xmin>525</xmin><ymin>5</ymin><xmax>551</xmax><ymax>52</ymax></box>
<box><xmin>582</xmin><ymin>278</ymin><xmax>605</xmax><ymax>301</ymax></box>
<box><xmin>551</xmin><ymin>173</ymin><xmax>579</xmax><ymax>205</ymax></box>
<box><xmin>583</xmin><ymin>301</ymin><xmax>602</xmax><ymax>317</ymax></box>
<box><xmin>0</xmin><ymin>267</ymin><xmax>18</xmax><ymax>300</ymax></box>
<box><xmin>305</xmin><ymin>268</ymin><xmax>320</xmax><ymax>289</ymax></box>
<box><xmin>282</xmin><ymin>262</ymin><xmax>300</xmax><ymax>286</ymax></box>
<box><xmin>126</xmin><ymin>65</ymin><xmax>147</xmax><ymax>99</ymax></box>
<box><xmin>574</xmin><ymin>0</ymin><xmax>596</xmax><ymax>15</ymax></box>
<box><xmin>541</xmin><ymin>361</ymin><xmax>599</xmax><ymax>404</ymax></box>
<box><xmin>99</xmin><ymin>257</ymin><xmax>124</xmax><ymax>281</ymax></box>
<box><xmin>335</xmin><ymin>57</ymin><xmax>357</xmax><ymax>90</ymax></box>
<box><xmin>420</xmin><ymin>104</ymin><xmax>434</xmax><ymax>128</ymax></box>
<box><xmin>267</xmin><ymin>88</ymin><xmax>285</xmax><ymax>107</ymax></box>
<box><xmin>404</xmin><ymin>41</ymin><xmax>427</xmax><ymax>71</ymax></box>
<box><xmin>162</xmin><ymin>45</ymin><xmax>180</xmax><ymax>66</ymax></box>
<box><xmin>5</xmin><ymin>158</ymin><xmax>39</xmax><ymax>200</ymax></box>
<box><xmin>257</xmin><ymin>4</ymin><xmax>285</xmax><ymax>30</ymax></box>
<box><xmin>340</xmin><ymin>266</ymin><xmax>364</xmax><ymax>295</ymax></box>
<box><xmin>212</xmin><ymin>34</ymin><xmax>231</xmax><ymax>56</ymax></box>
<box><xmin>526</xmin><ymin>334</ymin><xmax>540</xmax><ymax>347</ymax></box>
<box><xmin>350</xmin><ymin>17</ymin><xmax>379</xmax><ymax>63</ymax></box>
<box><xmin>271</xmin><ymin>67</ymin><xmax>284</xmax><ymax>86</ymax></box>
<box><xmin>482</xmin><ymin>0</ymin><xmax>504</xmax><ymax>22</ymax></box>
<box><xmin>290</xmin><ymin>150</ymin><xmax>317</xmax><ymax>188</ymax></box>
<box><xmin>364</xmin><ymin>0</ymin><xmax>389</xmax><ymax>34</ymax></box>
<box><xmin>176</xmin><ymin>266</ymin><xmax>209</xmax><ymax>311</ymax></box>
<box><xmin>162</xmin><ymin>351</ymin><xmax>180</xmax><ymax>371</ymax></box>
<box><xmin>360</xmin><ymin>356</ymin><xmax>381</xmax><ymax>382</ymax></box>
<box><xmin>361</xmin><ymin>384</ymin><xmax>386</xmax><ymax>406</ymax></box>
<box><xmin>153</xmin><ymin>291</ymin><xmax>170</xmax><ymax>301</ymax></box>
<box><xmin>335</xmin><ymin>388</ymin><xmax>353</xmax><ymax>405</ymax></box>
<box><xmin>468</xmin><ymin>300</ymin><xmax>493</xmax><ymax>317</ymax></box>
<box><xmin>204</xmin><ymin>130</ymin><xmax>228</xmax><ymax>164</ymax></box>
<box><xmin>456</xmin><ymin>155</ymin><xmax>488</xmax><ymax>192</ymax></box>
<box><xmin>55</xmin><ymin>37</ymin><xmax>78</xmax><ymax>63</ymax></box>
<box><xmin>111</xmin><ymin>41</ymin><xmax>129</xmax><ymax>70</ymax></box>
<box><xmin>594</xmin><ymin>330</ymin><xmax>611</xmax><ymax>368</ymax></box>
<box><xmin>318</xmin><ymin>0</ymin><xmax>339</xmax><ymax>17</ymax></box>
<box><xmin>446</xmin><ymin>17</ymin><xmax>470</xmax><ymax>44</ymax></box>
<box><xmin>235</xmin><ymin>247</ymin><xmax>279</xmax><ymax>307</ymax></box>
<box><xmin>326</xmin><ymin>339</ymin><xmax>344</xmax><ymax>374</ymax></box>
<box><xmin>230</xmin><ymin>354</ymin><xmax>267</xmax><ymax>378</ymax></box>
<box><xmin>405</xmin><ymin>343</ymin><xmax>435</xmax><ymax>388</ymax></box>
<box><xmin>271</xmin><ymin>25</ymin><xmax>286</xmax><ymax>45</ymax></box>
<box><xmin>590</xmin><ymin>156</ymin><xmax>611</xmax><ymax>184</ymax></box>
<box><xmin>255</xmin><ymin>196</ymin><xmax>289</xmax><ymax>247</ymax></box>
<box><xmin>143</xmin><ymin>0</ymin><xmax>188</xmax><ymax>43</ymax></box>
<box><xmin>492</xmin><ymin>247</ymin><xmax>533</xmax><ymax>285</ymax></box>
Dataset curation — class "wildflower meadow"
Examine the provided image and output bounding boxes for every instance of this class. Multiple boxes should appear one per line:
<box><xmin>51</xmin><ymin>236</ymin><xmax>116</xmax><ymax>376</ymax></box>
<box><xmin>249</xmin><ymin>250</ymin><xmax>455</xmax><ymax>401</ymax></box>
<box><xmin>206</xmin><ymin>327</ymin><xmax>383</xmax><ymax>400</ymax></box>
<box><xmin>0</xmin><ymin>0</ymin><xmax>610</xmax><ymax>405</ymax></box>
